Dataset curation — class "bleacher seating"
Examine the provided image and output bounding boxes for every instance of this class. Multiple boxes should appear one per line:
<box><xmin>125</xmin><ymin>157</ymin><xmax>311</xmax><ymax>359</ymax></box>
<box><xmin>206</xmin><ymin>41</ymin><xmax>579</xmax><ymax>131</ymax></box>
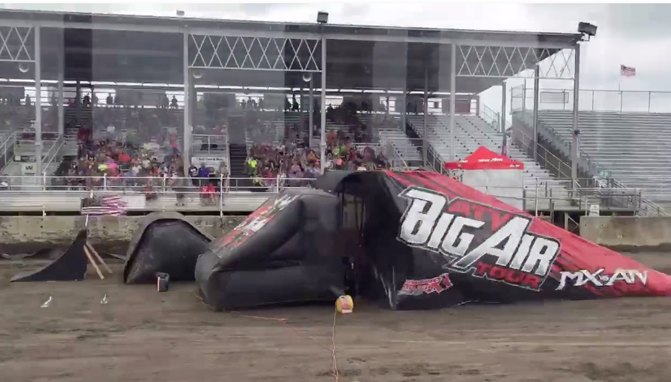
<box><xmin>535</xmin><ymin>110</ymin><xmax>671</xmax><ymax>206</ymax></box>
<box><xmin>408</xmin><ymin>114</ymin><xmax>573</xmax><ymax>210</ymax></box>
<box><xmin>358</xmin><ymin>114</ymin><xmax>422</xmax><ymax>166</ymax></box>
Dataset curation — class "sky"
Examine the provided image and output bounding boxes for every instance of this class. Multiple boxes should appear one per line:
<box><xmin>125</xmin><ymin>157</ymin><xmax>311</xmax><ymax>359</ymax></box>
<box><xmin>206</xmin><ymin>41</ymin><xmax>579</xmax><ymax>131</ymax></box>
<box><xmin>1</xmin><ymin>2</ymin><xmax>670</xmax><ymax>113</ymax></box>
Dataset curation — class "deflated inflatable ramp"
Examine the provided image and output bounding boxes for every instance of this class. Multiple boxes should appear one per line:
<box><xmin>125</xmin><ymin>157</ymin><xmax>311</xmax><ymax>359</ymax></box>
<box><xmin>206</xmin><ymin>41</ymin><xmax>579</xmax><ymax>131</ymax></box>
<box><xmin>331</xmin><ymin>170</ymin><xmax>671</xmax><ymax>309</ymax></box>
<box><xmin>11</xmin><ymin>229</ymin><xmax>88</xmax><ymax>282</ymax></box>
<box><xmin>195</xmin><ymin>189</ymin><xmax>343</xmax><ymax>311</ymax></box>
<box><xmin>124</xmin><ymin>212</ymin><xmax>213</xmax><ymax>284</ymax></box>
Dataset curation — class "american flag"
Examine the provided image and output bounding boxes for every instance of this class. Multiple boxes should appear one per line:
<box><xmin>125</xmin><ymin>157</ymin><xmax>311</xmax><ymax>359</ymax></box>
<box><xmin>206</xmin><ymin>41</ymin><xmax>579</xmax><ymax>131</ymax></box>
<box><xmin>620</xmin><ymin>65</ymin><xmax>636</xmax><ymax>77</ymax></box>
<box><xmin>81</xmin><ymin>195</ymin><xmax>128</xmax><ymax>216</ymax></box>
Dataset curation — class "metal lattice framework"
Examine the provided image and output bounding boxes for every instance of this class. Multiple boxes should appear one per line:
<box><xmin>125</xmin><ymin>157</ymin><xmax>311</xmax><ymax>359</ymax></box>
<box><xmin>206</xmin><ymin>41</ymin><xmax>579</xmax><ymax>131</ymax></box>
<box><xmin>456</xmin><ymin>45</ymin><xmax>574</xmax><ymax>79</ymax></box>
<box><xmin>0</xmin><ymin>26</ymin><xmax>33</xmax><ymax>62</ymax></box>
<box><xmin>189</xmin><ymin>34</ymin><xmax>322</xmax><ymax>72</ymax></box>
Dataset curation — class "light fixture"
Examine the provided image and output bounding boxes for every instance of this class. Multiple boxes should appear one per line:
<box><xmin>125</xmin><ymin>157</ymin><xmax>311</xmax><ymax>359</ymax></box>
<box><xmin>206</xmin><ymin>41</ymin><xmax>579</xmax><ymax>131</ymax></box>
<box><xmin>578</xmin><ymin>22</ymin><xmax>597</xmax><ymax>41</ymax></box>
<box><xmin>18</xmin><ymin>62</ymin><xmax>30</xmax><ymax>74</ymax></box>
<box><xmin>317</xmin><ymin>11</ymin><xmax>328</xmax><ymax>24</ymax></box>
<box><xmin>302</xmin><ymin>72</ymin><xmax>312</xmax><ymax>83</ymax></box>
<box><xmin>192</xmin><ymin>70</ymin><xmax>204</xmax><ymax>80</ymax></box>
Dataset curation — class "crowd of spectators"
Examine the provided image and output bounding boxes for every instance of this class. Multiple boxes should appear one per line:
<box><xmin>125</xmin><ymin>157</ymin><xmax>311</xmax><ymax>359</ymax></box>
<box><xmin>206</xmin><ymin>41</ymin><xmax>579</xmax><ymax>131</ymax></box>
<box><xmin>56</xmin><ymin>123</ymin><xmax>184</xmax><ymax>195</ymax></box>
<box><xmin>59</xmin><ymin>139</ymin><xmax>183</xmax><ymax>191</ymax></box>
<box><xmin>242</xmin><ymin>104</ymin><xmax>390</xmax><ymax>191</ymax></box>
<box><xmin>43</xmin><ymin>94</ymin><xmax>396</xmax><ymax>200</ymax></box>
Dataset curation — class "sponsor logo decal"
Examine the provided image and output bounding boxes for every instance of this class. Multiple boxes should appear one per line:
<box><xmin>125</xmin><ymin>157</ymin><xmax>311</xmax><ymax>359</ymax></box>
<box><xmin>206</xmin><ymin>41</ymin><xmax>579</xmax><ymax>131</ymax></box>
<box><xmin>399</xmin><ymin>273</ymin><xmax>453</xmax><ymax>296</ymax></box>
<box><xmin>556</xmin><ymin>269</ymin><xmax>648</xmax><ymax>290</ymax></box>
<box><xmin>397</xmin><ymin>187</ymin><xmax>560</xmax><ymax>291</ymax></box>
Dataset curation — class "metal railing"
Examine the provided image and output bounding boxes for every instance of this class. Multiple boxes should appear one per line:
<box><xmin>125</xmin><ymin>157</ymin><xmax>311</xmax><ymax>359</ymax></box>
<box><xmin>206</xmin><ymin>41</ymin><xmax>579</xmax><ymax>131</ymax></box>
<box><xmin>480</xmin><ymin>104</ymin><xmax>501</xmax><ymax>131</ymax></box>
<box><xmin>512</xmin><ymin>111</ymin><xmax>607</xmax><ymax>178</ymax></box>
<box><xmin>0</xmin><ymin>172</ymin><xmax>659</xmax><ymax>215</ymax></box>
<box><xmin>381</xmin><ymin>137</ymin><xmax>422</xmax><ymax>164</ymax></box>
<box><xmin>42</xmin><ymin>136</ymin><xmax>65</xmax><ymax>174</ymax></box>
<box><xmin>425</xmin><ymin>143</ymin><xmax>448</xmax><ymax>174</ymax></box>
<box><xmin>0</xmin><ymin>131</ymin><xmax>16</xmax><ymax>170</ymax></box>
<box><xmin>511</xmin><ymin>86</ymin><xmax>671</xmax><ymax>113</ymax></box>
<box><xmin>0</xmin><ymin>175</ymin><xmax>319</xmax><ymax>193</ymax></box>
<box><xmin>511</xmin><ymin>126</ymin><xmax>573</xmax><ymax>180</ymax></box>
<box><xmin>383</xmin><ymin>141</ymin><xmax>409</xmax><ymax>169</ymax></box>
<box><xmin>192</xmin><ymin>134</ymin><xmax>229</xmax><ymax>155</ymax></box>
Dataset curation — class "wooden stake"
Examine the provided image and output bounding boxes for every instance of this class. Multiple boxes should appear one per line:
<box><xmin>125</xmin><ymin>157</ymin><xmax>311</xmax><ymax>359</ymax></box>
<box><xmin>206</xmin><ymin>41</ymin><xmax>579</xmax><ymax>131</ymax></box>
<box><xmin>84</xmin><ymin>245</ymin><xmax>104</xmax><ymax>280</ymax></box>
<box><xmin>86</xmin><ymin>242</ymin><xmax>112</xmax><ymax>274</ymax></box>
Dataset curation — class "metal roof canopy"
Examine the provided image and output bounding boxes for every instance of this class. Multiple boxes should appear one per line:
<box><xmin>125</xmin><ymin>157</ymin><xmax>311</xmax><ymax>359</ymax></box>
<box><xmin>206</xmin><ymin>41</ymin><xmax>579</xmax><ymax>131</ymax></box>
<box><xmin>0</xmin><ymin>9</ymin><xmax>581</xmax><ymax>94</ymax></box>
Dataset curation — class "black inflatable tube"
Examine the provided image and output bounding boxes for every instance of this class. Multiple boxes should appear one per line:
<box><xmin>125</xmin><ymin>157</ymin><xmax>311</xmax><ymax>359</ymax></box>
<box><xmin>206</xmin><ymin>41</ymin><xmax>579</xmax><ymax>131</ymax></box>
<box><xmin>123</xmin><ymin>212</ymin><xmax>213</xmax><ymax>284</ymax></box>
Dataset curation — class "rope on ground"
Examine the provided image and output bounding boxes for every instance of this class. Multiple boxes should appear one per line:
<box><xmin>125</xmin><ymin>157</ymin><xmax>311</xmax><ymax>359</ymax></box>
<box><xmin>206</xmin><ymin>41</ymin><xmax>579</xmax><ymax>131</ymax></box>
<box><xmin>228</xmin><ymin>305</ymin><xmax>342</xmax><ymax>381</ymax></box>
<box><xmin>331</xmin><ymin>307</ymin><xmax>339</xmax><ymax>382</ymax></box>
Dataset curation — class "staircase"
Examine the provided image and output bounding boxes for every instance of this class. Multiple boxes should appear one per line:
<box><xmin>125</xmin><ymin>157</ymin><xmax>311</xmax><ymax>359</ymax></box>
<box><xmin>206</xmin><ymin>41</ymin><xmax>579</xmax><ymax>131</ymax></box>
<box><xmin>227</xmin><ymin>118</ymin><xmax>250</xmax><ymax>189</ymax></box>
<box><xmin>64</xmin><ymin>107</ymin><xmax>92</xmax><ymax>127</ymax></box>
<box><xmin>228</xmin><ymin>144</ymin><xmax>248</xmax><ymax>179</ymax></box>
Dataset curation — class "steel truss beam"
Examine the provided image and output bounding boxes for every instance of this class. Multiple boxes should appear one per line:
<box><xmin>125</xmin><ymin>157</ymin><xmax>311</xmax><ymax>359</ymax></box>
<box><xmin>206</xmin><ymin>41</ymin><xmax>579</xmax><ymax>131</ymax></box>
<box><xmin>0</xmin><ymin>26</ymin><xmax>34</xmax><ymax>62</ymax></box>
<box><xmin>189</xmin><ymin>34</ymin><xmax>322</xmax><ymax>72</ymax></box>
<box><xmin>457</xmin><ymin>45</ymin><xmax>574</xmax><ymax>80</ymax></box>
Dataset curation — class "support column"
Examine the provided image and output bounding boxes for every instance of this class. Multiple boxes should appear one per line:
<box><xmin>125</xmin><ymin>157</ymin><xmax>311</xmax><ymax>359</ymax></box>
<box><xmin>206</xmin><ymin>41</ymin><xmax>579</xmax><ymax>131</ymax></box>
<box><xmin>400</xmin><ymin>92</ymin><xmax>407</xmax><ymax>130</ymax></box>
<box><xmin>475</xmin><ymin>95</ymin><xmax>480</xmax><ymax>117</ymax></box>
<box><xmin>308</xmin><ymin>78</ymin><xmax>314</xmax><ymax>143</ymax></box>
<box><xmin>319</xmin><ymin>36</ymin><xmax>327</xmax><ymax>173</ymax></box>
<box><xmin>449</xmin><ymin>43</ymin><xmax>456</xmax><ymax>161</ymax></box>
<box><xmin>571</xmin><ymin>44</ymin><xmax>581</xmax><ymax>186</ymax></box>
<box><xmin>57</xmin><ymin>42</ymin><xmax>64</xmax><ymax>137</ymax></box>
<box><xmin>299</xmin><ymin>88</ymin><xmax>304</xmax><ymax>112</ymax></box>
<box><xmin>422</xmin><ymin>68</ymin><xmax>428</xmax><ymax>166</ymax></box>
<box><xmin>57</xmin><ymin>72</ymin><xmax>64</xmax><ymax>137</ymax></box>
<box><xmin>500</xmin><ymin>80</ymin><xmax>506</xmax><ymax>133</ymax></box>
<box><xmin>522</xmin><ymin>79</ymin><xmax>527</xmax><ymax>111</ymax></box>
<box><xmin>35</xmin><ymin>26</ymin><xmax>42</xmax><ymax>175</ymax></box>
<box><xmin>182</xmin><ymin>32</ymin><xmax>191</xmax><ymax>174</ymax></box>
<box><xmin>532</xmin><ymin>64</ymin><xmax>540</xmax><ymax>159</ymax></box>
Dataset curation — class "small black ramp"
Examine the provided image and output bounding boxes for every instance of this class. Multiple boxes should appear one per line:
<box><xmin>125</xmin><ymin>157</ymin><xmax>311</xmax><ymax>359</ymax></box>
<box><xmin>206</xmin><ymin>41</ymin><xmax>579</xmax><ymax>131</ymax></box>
<box><xmin>123</xmin><ymin>212</ymin><xmax>213</xmax><ymax>284</ymax></box>
<box><xmin>11</xmin><ymin>230</ymin><xmax>88</xmax><ymax>282</ymax></box>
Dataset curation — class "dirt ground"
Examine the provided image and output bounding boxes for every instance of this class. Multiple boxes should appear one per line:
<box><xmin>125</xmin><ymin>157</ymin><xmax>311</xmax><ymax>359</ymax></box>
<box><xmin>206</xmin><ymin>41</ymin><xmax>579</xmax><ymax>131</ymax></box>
<box><xmin>1</xmin><ymin>253</ymin><xmax>671</xmax><ymax>382</ymax></box>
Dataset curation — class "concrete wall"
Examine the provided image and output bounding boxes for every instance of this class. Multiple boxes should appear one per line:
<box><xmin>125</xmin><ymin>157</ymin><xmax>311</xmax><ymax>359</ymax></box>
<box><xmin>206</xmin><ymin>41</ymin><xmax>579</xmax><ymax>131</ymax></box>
<box><xmin>0</xmin><ymin>215</ymin><xmax>245</xmax><ymax>252</ymax></box>
<box><xmin>580</xmin><ymin>216</ymin><xmax>671</xmax><ymax>249</ymax></box>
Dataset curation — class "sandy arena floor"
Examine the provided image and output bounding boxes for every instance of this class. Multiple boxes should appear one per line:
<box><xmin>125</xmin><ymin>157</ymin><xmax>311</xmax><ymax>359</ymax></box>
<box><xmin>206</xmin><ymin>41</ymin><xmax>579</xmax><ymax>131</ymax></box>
<box><xmin>1</xmin><ymin>253</ymin><xmax>671</xmax><ymax>382</ymax></box>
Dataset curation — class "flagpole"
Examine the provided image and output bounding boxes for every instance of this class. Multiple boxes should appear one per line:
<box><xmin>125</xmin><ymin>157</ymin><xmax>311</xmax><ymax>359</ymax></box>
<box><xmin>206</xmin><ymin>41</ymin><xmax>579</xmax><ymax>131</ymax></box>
<box><xmin>618</xmin><ymin>66</ymin><xmax>622</xmax><ymax>112</ymax></box>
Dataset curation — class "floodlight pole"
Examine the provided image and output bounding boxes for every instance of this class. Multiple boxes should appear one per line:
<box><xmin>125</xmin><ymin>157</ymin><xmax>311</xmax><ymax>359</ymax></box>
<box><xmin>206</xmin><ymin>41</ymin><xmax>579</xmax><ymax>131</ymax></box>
<box><xmin>532</xmin><ymin>64</ymin><xmax>540</xmax><ymax>159</ymax></box>
<box><xmin>319</xmin><ymin>34</ymin><xmax>327</xmax><ymax>174</ymax></box>
<box><xmin>571</xmin><ymin>43</ymin><xmax>581</xmax><ymax>187</ymax></box>
<box><xmin>449</xmin><ymin>43</ymin><xmax>456</xmax><ymax>161</ymax></box>
<box><xmin>500</xmin><ymin>80</ymin><xmax>506</xmax><ymax>133</ymax></box>
<box><xmin>35</xmin><ymin>26</ymin><xmax>42</xmax><ymax>176</ymax></box>
<box><xmin>422</xmin><ymin>67</ymin><xmax>428</xmax><ymax>166</ymax></box>
<box><xmin>400</xmin><ymin>91</ymin><xmax>407</xmax><ymax>132</ymax></box>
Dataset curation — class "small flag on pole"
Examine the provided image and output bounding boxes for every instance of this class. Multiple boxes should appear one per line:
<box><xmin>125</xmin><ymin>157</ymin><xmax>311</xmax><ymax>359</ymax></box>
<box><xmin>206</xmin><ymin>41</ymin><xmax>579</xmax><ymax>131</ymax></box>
<box><xmin>620</xmin><ymin>65</ymin><xmax>636</xmax><ymax>77</ymax></box>
<box><xmin>81</xmin><ymin>195</ymin><xmax>128</xmax><ymax>216</ymax></box>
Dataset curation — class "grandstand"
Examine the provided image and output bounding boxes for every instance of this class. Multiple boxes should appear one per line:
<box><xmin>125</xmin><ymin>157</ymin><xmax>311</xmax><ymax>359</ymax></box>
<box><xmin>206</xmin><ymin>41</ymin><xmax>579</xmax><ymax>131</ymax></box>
<box><xmin>0</xmin><ymin>9</ymin><xmax>590</xmax><ymax>216</ymax></box>
<box><xmin>514</xmin><ymin>109</ymin><xmax>671</xmax><ymax>210</ymax></box>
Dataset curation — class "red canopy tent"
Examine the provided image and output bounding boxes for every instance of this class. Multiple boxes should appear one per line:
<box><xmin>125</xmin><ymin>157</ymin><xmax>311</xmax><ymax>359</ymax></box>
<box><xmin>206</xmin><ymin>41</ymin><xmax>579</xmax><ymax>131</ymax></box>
<box><xmin>443</xmin><ymin>146</ymin><xmax>524</xmax><ymax>171</ymax></box>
